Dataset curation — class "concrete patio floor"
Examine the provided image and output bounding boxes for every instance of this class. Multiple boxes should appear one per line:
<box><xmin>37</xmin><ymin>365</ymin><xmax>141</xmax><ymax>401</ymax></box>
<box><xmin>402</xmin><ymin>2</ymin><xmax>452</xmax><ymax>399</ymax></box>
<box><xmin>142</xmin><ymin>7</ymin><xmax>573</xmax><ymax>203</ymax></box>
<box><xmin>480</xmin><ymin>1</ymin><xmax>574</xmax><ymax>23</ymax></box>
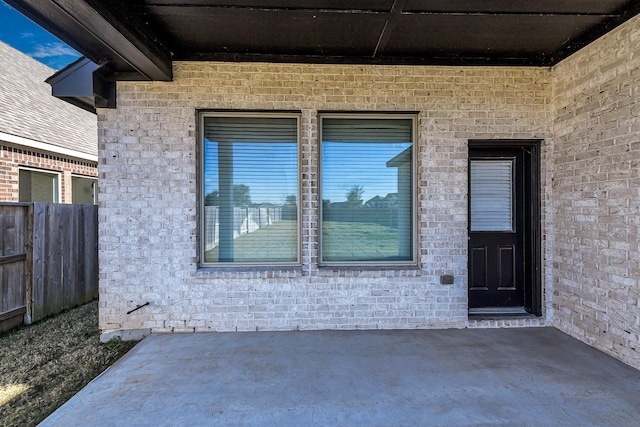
<box><xmin>41</xmin><ymin>327</ymin><xmax>640</xmax><ymax>426</ymax></box>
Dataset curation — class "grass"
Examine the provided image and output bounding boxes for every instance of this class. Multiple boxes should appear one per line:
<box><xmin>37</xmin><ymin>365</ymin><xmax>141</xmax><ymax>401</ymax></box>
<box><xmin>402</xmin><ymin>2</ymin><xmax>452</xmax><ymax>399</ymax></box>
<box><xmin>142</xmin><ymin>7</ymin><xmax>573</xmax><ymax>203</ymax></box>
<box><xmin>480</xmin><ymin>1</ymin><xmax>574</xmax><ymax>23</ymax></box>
<box><xmin>205</xmin><ymin>219</ymin><xmax>407</xmax><ymax>262</ymax></box>
<box><xmin>0</xmin><ymin>300</ymin><xmax>137</xmax><ymax>427</ymax></box>
<box><xmin>322</xmin><ymin>221</ymin><xmax>403</xmax><ymax>261</ymax></box>
<box><xmin>205</xmin><ymin>220</ymin><xmax>298</xmax><ymax>262</ymax></box>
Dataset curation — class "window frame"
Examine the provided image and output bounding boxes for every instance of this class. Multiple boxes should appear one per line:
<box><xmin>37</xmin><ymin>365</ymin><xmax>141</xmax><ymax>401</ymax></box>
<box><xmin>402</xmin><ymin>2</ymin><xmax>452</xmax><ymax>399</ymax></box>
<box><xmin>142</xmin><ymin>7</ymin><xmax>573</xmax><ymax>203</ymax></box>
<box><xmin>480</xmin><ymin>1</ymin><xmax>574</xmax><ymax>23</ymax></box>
<box><xmin>198</xmin><ymin>111</ymin><xmax>302</xmax><ymax>268</ymax></box>
<box><xmin>318</xmin><ymin>113</ymin><xmax>418</xmax><ymax>267</ymax></box>
<box><xmin>18</xmin><ymin>167</ymin><xmax>61</xmax><ymax>203</ymax></box>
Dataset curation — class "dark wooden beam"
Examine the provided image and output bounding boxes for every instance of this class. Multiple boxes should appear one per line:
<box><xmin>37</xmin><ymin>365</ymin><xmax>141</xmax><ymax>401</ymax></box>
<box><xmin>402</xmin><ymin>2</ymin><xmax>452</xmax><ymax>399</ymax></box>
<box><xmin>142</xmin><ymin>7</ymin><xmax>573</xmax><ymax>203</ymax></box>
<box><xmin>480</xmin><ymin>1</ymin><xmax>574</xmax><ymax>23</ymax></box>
<box><xmin>547</xmin><ymin>0</ymin><xmax>640</xmax><ymax>64</ymax></box>
<box><xmin>6</xmin><ymin>0</ymin><xmax>172</xmax><ymax>81</ymax></box>
<box><xmin>373</xmin><ymin>0</ymin><xmax>408</xmax><ymax>58</ymax></box>
<box><xmin>182</xmin><ymin>51</ymin><xmax>549</xmax><ymax>67</ymax></box>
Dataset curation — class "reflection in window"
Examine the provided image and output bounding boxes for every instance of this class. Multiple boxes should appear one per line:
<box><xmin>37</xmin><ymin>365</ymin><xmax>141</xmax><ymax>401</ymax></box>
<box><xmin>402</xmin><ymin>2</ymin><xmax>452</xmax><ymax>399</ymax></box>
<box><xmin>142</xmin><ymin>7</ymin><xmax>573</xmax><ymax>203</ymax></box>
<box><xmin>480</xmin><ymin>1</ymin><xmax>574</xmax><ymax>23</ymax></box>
<box><xmin>321</xmin><ymin>117</ymin><xmax>414</xmax><ymax>263</ymax></box>
<box><xmin>72</xmin><ymin>176</ymin><xmax>98</xmax><ymax>204</ymax></box>
<box><xmin>202</xmin><ymin>115</ymin><xmax>299</xmax><ymax>264</ymax></box>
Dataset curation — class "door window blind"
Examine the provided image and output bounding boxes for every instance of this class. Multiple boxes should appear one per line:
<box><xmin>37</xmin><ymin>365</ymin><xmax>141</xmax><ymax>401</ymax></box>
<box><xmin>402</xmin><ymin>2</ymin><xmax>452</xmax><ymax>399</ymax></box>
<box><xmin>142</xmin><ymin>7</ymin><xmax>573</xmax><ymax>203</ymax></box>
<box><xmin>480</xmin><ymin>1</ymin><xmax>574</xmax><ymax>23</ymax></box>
<box><xmin>470</xmin><ymin>160</ymin><xmax>513</xmax><ymax>232</ymax></box>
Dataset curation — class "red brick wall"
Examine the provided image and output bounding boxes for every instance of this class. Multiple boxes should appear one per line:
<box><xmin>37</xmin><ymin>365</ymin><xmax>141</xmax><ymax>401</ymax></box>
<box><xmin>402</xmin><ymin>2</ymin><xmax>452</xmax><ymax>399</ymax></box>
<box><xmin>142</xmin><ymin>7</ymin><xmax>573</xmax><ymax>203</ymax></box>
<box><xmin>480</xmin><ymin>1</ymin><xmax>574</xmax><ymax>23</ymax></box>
<box><xmin>0</xmin><ymin>144</ymin><xmax>97</xmax><ymax>203</ymax></box>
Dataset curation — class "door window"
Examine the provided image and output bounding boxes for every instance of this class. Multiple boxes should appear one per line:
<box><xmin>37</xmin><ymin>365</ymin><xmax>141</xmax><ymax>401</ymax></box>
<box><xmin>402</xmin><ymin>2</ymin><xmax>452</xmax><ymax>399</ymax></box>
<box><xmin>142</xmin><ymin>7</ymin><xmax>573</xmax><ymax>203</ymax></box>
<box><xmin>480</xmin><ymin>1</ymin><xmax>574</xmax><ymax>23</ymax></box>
<box><xmin>470</xmin><ymin>159</ymin><xmax>513</xmax><ymax>232</ymax></box>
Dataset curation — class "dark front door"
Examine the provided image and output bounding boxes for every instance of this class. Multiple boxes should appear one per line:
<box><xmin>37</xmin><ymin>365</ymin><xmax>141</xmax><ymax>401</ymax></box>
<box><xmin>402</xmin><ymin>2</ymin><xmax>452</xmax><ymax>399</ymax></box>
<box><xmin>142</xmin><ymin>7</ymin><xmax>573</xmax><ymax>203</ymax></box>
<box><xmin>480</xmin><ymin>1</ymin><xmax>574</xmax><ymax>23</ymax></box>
<box><xmin>468</xmin><ymin>142</ymin><xmax>540</xmax><ymax>312</ymax></box>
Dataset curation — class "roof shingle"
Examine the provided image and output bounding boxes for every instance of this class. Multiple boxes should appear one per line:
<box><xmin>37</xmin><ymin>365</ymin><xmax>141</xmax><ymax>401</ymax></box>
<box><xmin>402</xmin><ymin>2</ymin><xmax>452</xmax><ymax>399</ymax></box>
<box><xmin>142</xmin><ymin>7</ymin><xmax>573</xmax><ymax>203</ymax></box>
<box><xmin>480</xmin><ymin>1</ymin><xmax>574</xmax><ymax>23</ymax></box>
<box><xmin>0</xmin><ymin>41</ymin><xmax>97</xmax><ymax>157</ymax></box>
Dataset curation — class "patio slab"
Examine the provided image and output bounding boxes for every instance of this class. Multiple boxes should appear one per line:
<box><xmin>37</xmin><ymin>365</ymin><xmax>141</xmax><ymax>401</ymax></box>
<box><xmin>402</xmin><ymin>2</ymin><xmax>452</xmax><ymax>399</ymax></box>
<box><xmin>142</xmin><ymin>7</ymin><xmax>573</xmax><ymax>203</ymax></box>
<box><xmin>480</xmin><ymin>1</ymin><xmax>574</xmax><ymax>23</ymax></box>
<box><xmin>40</xmin><ymin>327</ymin><xmax>640</xmax><ymax>426</ymax></box>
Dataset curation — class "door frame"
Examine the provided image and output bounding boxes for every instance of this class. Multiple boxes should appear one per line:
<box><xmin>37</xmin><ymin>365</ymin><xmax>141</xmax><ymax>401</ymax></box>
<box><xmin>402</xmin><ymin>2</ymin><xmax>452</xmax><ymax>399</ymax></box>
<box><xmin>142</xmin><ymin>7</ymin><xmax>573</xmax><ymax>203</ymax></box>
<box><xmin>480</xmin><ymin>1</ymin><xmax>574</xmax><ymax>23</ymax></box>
<box><xmin>468</xmin><ymin>140</ymin><xmax>542</xmax><ymax>316</ymax></box>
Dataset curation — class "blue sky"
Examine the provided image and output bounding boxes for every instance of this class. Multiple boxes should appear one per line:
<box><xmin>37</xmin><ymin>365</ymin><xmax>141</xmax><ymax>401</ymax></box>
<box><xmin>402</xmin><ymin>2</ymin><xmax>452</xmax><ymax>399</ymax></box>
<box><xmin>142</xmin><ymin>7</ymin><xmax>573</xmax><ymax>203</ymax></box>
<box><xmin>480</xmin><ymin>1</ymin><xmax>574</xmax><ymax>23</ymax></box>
<box><xmin>205</xmin><ymin>141</ymin><xmax>299</xmax><ymax>205</ymax></box>
<box><xmin>322</xmin><ymin>142</ymin><xmax>409</xmax><ymax>203</ymax></box>
<box><xmin>0</xmin><ymin>0</ymin><xmax>81</xmax><ymax>70</ymax></box>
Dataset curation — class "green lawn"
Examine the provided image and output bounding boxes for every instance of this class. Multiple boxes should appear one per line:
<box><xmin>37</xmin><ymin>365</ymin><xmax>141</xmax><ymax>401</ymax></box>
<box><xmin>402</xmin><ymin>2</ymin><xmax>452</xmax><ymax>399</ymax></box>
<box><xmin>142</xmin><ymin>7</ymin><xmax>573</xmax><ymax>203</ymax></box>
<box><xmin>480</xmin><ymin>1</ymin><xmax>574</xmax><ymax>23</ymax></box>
<box><xmin>205</xmin><ymin>220</ymin><xmax>298</xmax><ymax>263</ymax></box>
<box><xmin>205</xmin><ymin>220</ymin><xmax>406</xmax><ymax>262</ymax></box>
<box><xmin>322</xmin><ymin>221</ymin><xmax>403</xmax><ymax>261</ymax></box>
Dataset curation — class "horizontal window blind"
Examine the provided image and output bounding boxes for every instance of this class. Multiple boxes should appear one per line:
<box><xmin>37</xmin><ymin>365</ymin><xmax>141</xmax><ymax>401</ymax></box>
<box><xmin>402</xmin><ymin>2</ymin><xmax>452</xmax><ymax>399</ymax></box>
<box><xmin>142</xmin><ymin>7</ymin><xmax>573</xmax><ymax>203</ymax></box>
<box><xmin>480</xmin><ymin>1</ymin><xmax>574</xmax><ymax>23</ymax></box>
<box><xmin>204</xmin><ymin>117</ymin><xmax>297</xmax><ymax>144</ymax></box>
<box><xmin>321</xmin><ymin>117</ymin><xmax>413</xmax><ymax>263</ymax></box>
<box><xmin>470</xmin><ymin>160</ymin><xmax>513</xmax><ymax>232</ymax></box>
<box><xmin>322</xmin><ymin>118</ymin><xmax>412</xmax><ymax>142</ymax></box>
<box><xmin>202</xmin><ymin>116</ymin><xmax>298</xmax><ymax>264</ymax></box>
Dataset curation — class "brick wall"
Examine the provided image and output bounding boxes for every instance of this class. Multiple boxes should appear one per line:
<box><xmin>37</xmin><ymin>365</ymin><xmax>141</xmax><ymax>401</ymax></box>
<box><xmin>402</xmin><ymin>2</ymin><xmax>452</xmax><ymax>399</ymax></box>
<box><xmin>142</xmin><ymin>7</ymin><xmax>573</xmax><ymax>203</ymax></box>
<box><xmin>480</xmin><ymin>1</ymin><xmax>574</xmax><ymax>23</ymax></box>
<box><xmin>0</xmin><ymin>144</ymin><xmax>97</xmax><ymax>203</ymax></box>
<box><xmin>97</xmin><ymin>64</ymin><xmax>553</xmax><ymax>336</ymax></box>
<box><xmin>552</xmin><ymin>15</ymin><xmax>640</xmax><ymax>369</ymax></box>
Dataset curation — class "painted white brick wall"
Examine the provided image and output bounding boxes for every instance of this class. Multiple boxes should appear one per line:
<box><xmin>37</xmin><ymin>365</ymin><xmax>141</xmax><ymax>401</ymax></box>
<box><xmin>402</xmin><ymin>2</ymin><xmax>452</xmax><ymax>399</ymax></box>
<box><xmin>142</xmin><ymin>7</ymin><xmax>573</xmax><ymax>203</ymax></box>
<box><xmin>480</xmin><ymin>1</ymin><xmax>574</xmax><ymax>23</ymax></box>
<box><xmin>97</xmin><ymin>64</ymin><xmax>553</xmax><ymax>337</ymax></box>
<box><xmin>552</xmin><ymin>14</ymin><xmax>640</xmax><ymax>370</ymax></box>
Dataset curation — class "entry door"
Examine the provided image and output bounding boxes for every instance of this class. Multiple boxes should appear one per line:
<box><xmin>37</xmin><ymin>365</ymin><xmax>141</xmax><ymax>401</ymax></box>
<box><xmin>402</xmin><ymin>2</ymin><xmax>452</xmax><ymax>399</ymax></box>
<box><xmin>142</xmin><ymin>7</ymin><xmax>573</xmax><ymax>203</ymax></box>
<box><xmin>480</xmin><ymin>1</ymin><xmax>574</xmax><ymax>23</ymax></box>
<box><xmin>468</xmin><ymin>144</ymin><xmax>535</xmax><ymax>310</ymax></box>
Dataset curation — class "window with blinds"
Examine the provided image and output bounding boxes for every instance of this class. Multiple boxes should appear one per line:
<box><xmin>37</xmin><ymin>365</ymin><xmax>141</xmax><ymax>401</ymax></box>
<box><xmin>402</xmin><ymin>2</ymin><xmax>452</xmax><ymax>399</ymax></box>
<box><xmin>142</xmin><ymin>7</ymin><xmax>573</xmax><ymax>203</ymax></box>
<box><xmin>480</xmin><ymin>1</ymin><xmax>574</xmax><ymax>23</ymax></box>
<box><xmin>320</xmin><ymin>116</ymin><xmax>414</xmax><ymax>264</ymax></box>
<box><xmin>470</xmin><ymin>159</ymin><xmax>514</xmax><ymax>232</ymax></box>
<box><xmin>201</xmin><ymin>114</ymin><xmax>299</xmax><ymax>265</ymax></box>
<box><xmin>19</xmin><ymin>169</ymin><xmax>59</xmax><ymax>203</ymax></box>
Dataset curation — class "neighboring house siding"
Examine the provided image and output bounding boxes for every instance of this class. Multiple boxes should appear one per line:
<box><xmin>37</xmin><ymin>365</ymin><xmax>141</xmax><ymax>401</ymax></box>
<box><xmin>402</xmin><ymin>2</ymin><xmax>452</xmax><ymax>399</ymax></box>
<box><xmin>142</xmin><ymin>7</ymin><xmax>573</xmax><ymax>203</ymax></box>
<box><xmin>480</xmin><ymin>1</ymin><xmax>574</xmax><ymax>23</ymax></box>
<box><xmin>97</xmin><ymin>64</ymin><xmax>553</xmax><ymax>335</ymax></box>
<box><xmin>0</xmin><ymin>41</ymin><xmax>97</xmax><ymax>203</ymax></box>
<box><xmin>552</xmin><ymin>14</ymin><xmax>640</xmax><ymax>369</ymax></box>
<box><xmin>0</xmin><ymin>144</ymin><xmax>97</xmax><ymax>203</ymax></box>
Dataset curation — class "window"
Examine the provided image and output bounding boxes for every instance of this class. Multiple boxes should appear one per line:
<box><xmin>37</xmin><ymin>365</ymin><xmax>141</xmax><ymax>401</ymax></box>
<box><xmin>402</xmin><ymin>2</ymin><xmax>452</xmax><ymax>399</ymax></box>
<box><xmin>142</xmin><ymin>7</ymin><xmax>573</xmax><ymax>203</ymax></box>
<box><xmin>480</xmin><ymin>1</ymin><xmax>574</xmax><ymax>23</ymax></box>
<box><xmin>19</xmin><ymin>169</ymin><xmax>59</xmax><ymax>203</ymax></box>
<box><xmin>72</xmin><ymin>176</ymin><xmax>98</xmax><ymax>204</ymax></box>
<box><xmin>320</xmin><ymin>115</ymin><xmax>415</xmax><ymax>264</ymax></box>
<box><xmin>200</xmin><ymin>113</ymin><xmax>299</xmax><ymax>265</ymax></box>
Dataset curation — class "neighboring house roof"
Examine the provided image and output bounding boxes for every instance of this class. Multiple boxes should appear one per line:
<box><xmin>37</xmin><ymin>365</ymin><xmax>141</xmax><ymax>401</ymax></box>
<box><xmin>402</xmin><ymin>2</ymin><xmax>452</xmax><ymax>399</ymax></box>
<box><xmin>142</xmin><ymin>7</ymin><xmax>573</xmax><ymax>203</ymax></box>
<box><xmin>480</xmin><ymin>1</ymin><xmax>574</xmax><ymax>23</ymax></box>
<box><xmin>386</xmin><ymin>147</ymin><xmax>411</xmax><ymax>167</ymax></box>
<box><xmin>0</xmin><ymin>40</ymin><xmax>97</xmax><ymax>159</ymax></box>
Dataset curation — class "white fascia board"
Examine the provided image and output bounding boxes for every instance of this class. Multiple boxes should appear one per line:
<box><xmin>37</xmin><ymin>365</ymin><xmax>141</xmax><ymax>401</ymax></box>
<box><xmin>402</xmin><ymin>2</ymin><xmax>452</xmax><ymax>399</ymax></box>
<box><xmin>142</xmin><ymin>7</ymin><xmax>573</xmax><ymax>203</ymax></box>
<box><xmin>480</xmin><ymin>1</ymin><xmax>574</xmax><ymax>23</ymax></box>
<box><xmin>0</xmin><ymin>131</ymin><xmax>98</xmax><ymax>163</ymax></box>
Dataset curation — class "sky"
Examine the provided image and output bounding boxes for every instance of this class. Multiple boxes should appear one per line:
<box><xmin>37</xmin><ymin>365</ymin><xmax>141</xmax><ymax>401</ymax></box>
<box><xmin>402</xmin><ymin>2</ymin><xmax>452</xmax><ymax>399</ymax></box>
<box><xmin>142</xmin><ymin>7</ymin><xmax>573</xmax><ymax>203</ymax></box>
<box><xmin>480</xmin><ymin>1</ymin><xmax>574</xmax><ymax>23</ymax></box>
<box><xmin>0</xmin><ymin>0</ymin><xmax>81</xmax><ymax>70</ymax></box>
<box><xmin>204</xmin><ymin>141</ymin><xmax>299</xmax><ymax>206</ymax></box>
<box><xmin>322</xmin><ymin>142</ymin><xmax>409</xmax><ymax>203</ymax></box>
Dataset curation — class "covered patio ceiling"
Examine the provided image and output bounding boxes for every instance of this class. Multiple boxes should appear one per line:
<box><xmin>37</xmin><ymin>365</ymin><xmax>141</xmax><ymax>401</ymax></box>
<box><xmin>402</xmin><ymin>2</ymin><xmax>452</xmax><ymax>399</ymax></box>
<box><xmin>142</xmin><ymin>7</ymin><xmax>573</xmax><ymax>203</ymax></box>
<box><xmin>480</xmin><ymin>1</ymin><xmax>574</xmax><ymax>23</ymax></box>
<box><xmin>7</xmin><ymin>0</ymin><xmax>640</xmax><ymax>83</ymax></box>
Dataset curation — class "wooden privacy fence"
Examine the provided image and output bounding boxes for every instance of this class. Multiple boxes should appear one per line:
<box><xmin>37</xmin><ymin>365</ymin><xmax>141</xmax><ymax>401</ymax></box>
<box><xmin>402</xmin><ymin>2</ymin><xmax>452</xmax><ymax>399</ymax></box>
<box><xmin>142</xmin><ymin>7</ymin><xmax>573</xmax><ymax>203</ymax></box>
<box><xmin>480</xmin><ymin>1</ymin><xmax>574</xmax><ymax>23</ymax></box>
<box><xmin>0</xmin><ymin>202</ymin><xmax>98</xmax><ymax>332</ymax></box>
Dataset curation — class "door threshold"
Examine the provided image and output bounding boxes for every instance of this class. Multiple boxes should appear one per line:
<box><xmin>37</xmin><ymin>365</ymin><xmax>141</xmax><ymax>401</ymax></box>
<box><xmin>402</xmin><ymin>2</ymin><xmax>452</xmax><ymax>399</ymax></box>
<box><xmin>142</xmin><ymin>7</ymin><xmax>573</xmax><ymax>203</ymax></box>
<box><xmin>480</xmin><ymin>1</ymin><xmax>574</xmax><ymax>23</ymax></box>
<box><xmin>468</xmin><ymin>307</ymin><xmax>531</xmax><ymax>318</ymax></box>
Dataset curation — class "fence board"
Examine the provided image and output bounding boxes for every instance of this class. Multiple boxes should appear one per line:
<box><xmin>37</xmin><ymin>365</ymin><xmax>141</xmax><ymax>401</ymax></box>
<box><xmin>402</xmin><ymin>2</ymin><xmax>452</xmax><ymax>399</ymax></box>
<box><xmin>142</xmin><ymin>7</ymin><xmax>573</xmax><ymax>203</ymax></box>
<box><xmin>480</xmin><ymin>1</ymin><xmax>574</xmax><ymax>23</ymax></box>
<box><xmin>1</xmin><ymin>256</ymin><xmax>25</xmax><ymax>323</ymax></box>
<box><xmin>24</xmin><ymin>203</ymin><xmax>33</xmax><ymax>324</ymax></box>
<box><xmin>0</xmin><ymin>204</ymin><xmax>28</xmax><ymax>332</ymax></box>
<box><xmin>1</xmin><ymin>260</ymin><xmax>9</xmax><ymax>319</ymax></box>
<box><xmin>0</xmin><ymin>203</ymin><xmax>99</xmax><ymax>329</ymax></box>
<box><xmin>0</xmin><ymin>263</ymin><xmax>24</xmax><ymax>332</ymax></box>
<box><xmin>31</xmin><ymin>203</ymin><xmax>46</xmax><ymax>323</ymax></box>
<box><xmin>82</xmin><ymin>205</ymin><xmax>99</xmax><ymax>303</ymax></box>
<box><xmin>29</xmin><ymin>203</ymin><xmax>99</xmax><ymax>322</ymax></box>
<box><xmin>44</xmin><ymin>204</ymin><xmax>60</xmax><ymax>318</ymax></box>
<box><xmin>72</xmin><ymin>209</ymin><xmax>86</xmax><ymax>301</ymax></box>
<box><xmin>1</xmin><ymin>207</ymin><xmax>19</xmax><ymax>255</ymax></box>
<box><xmin>86</xmin><ymin>205</ymin><xmax>98</xmax><ymax>302</ymax></box>
<box><xmin>62</xmin><ymin>205</ymin><xmax>74</xmax><ymax>311</ymax></box>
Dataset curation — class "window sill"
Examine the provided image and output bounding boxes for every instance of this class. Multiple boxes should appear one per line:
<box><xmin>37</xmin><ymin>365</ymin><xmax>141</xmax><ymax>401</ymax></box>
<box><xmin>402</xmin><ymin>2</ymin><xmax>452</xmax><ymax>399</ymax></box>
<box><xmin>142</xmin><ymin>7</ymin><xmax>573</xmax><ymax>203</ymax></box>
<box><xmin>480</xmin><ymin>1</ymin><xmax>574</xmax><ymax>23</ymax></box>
<box><xmin>317</xmin><ymin>265</ymin><xmax>422</xmax><ymax>277</ymax></box>
<box><xmin>195</xmin><ymin>265</ymin><xmax>303</xmax><ymax>279</ymax></box>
